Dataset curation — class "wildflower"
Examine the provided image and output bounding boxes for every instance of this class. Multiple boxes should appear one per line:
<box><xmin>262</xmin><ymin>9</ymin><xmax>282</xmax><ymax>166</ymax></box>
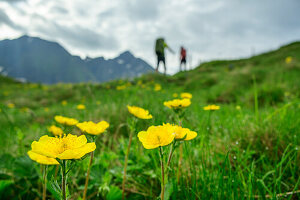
<box><xmin>27</xmin><ymin>151</ymin><xmax>59</xmax><ymax>165</ymax></box>
<box><xmin>138</xmin><ymin>124</ymin><xmax>175</xmax><ymax>149</ymax></box>
<box><xmin>172</xmin><ymin>93</ymin><xmax>178</xmax><ymax>98</ymax></box>
<box><xmin>31</xmin><ymin>134</ymin><xmax>96</xmax><ymax>160</ymax></box>
<box><xmin>285</xmin><ymin>56</ymin><xmax>292</xmax><ymax>64</ymax></box>
<box><xmin>44</xmin><ymin>107</ymin><xmax>49</xmax><ymax>112</ymax></box>
<box><xmin>54</xmin><ymin>115</ymin><xmax>78</xmax><ymax>126</ymax></box>
<box><xmin>180</xmin><ymin>92</ymin><xmax>192</xmax><ymax>99</ymax></box>
<box><xmin>127</xmin><ymin>105</ymin><xmax>152</xmax><ymax>119</ymax></box>
<box><xmin>48</xmin><ymin>125</ymin><xmax>63</xmax><ymax>136</ymax></box>
<box><xmin>173</xmin><ymin>125</ymin><xmax>197</xmax><ymax>140</ymax></box>
<box><xmin>164</xmin><ymin>98</ymin><xmax>191</xmax><ymax>109</ymax></box>
<box><xmin>61</xmin><ymin>100</ymin><xmax>67</xmax><ymax>106</ymax></box>
<box><xmin>116</xmin><ymin>85</ymin><xmax>126</xmax><ymax>90</ymax></box>
<box><xmin>77</xmin><ymin>104</ymin><xmax>86</xmax><ymax>110</ymax></box>
<box><xmin>203</xmin><ymin>104</ymin><xmax>220</xmax><ymax>111</ymax></box>
<box><xmin>236</xmin><ymin>105</ymin><xmax>241</xmax><ymax>110</ymax></box>
<box><xmin>154</xmin><ymin>84</ymin><xmax>162</xmax><ymax>91</ymax></box>
<box><xmin>76</xmin><ymin>121</ymin><xmax>109</xmax><ymax>135</ymax></box>
<box><xmin>7</xmin><ymin>103</ymin><xmax>15</xmax><ymax>108</ymax></box>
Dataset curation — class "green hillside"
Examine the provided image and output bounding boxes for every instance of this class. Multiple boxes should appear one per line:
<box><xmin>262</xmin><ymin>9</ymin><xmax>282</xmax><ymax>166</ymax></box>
<box><xmin>0</xmin><ymin>42</ymin><xmax>299</xmax><ymax>199</ymax></box>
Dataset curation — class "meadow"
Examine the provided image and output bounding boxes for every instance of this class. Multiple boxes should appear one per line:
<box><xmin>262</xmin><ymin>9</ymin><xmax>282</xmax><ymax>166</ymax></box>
<box><xmin>0</xmin><ymin>42</ymin><xmax>299</xmax><ymax>200</ymax></box>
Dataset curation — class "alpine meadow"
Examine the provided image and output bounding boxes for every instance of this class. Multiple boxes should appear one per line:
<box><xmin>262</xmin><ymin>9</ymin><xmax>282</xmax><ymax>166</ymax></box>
<box><xmin>0</xmin><ymin>41</ymin><xmax>299</xmax><ymax>200</ymax></box>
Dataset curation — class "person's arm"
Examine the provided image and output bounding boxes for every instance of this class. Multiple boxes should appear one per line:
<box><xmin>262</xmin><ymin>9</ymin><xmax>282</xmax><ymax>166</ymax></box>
<box><xmin>164</xmin><ymin>43</ymin><xmax>175</xmax><ymax>54</ymax></box>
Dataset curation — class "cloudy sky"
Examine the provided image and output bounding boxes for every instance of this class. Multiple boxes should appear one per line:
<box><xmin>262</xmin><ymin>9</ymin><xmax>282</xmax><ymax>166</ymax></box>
<box><xmin>0</xmin><ymin>0</ymin><xmax>300</xmax><ymax>74</ymax></box>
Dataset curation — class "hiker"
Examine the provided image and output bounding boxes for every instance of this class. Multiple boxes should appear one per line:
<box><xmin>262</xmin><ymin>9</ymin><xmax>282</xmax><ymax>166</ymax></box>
<box><xmin>179</xmin><ymin>46</ymin><xmax>187</xmax><ymax>71</ymax></box>
<box><xmin>155</xmin><ymin>38</ymin><xmax>174</xmax><ymax>75</ymax></box>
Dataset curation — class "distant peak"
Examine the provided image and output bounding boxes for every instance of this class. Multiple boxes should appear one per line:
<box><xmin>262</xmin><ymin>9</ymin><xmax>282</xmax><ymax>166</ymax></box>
<box><xmin>119</xmin><ymin>50</ymin><xmax>134</xmax><ymax>58</ymax></box>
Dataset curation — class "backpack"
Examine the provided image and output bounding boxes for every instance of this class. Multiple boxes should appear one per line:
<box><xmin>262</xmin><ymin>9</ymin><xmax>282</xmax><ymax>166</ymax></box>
<box><xmin>155</xmin><ymin>38</ymin><xmax>165</xmax><ymax>54</ymax></box>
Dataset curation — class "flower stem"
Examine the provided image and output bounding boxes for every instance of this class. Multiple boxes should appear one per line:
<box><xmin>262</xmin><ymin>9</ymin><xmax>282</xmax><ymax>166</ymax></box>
<box><xmin>122</xmin><ymin>130</ymin><xmax>133</xmax><ymax>200</ymax></box>
<box><xmin>83</xmin><ymin>151</ymin><xmax>94</xmax><ymax>200</ymax></box>
<box><xmin>43</xmin><ymin>165</ymin><xmax>47</xmax><ymax>200</ymax></box>
<box><xmin>177</xmin><ymin>144</ymin><xmax>183</xmax><ymax>184</ymax></box>
<box><xmin>159</xmin><ymin>147</ymin><xmax>165</xmax><ymax>200</ymax></box>
<box><xmin>61</xmin><ymin>160</ymin><xmax>67</xmax><ymax>200</ymax></box>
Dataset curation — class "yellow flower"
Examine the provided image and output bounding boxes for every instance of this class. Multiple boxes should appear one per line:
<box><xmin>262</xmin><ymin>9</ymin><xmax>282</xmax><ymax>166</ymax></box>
<box><xmin>127</xmin><ymin>105</ymin><xmax>153</xmax><ymax>119</ymax></box>
<box><xmin>164</xmin><ymin>98</ymin><xmax>191</xmax><ymax>109</ymax></box>
<box><xmin>27</xmin><ymin>150</ymin><xmax>59</xmax><ymax>165</ymax></box>
<box><xmin>116</xmin><ymin>85</ymin><xmax>126</xmax><ymax>90</ymax></box>
<box><xmin>236</xmin><ymin>105</ymin><xmax>241</xmax><ymax>110</ymax></box>
<box><xmin>180</xmin><ymin>92</ymin><xmax>192</xmax><ymax>99</ymax></box>
<box><xmin>77</xmin><ymin>104</ymin><xmax>86</xmax><ymax>110</ymax></box>
<box><xmin>203</xmin><ymin>105</ymin><xmax>220</xmax><ymax>111</ymax></box>
<box><xmin>54</xmin><ymin>115</ymin><xmax>78</xmax><ymax>126</ymax></box>
<box><xmin>48</xmin><ymin>125</ymin><xmax>63</xmax><ymax>136</ymax></box>
<box><xmin>31</xmin><ymin>134</ymin><xmax>96</xmax><ymax>160</ymax></box>
<box><xmin>154</xmin><ymin>84</ymin><xmax>161</xmax><ymax>91</ymax></box>
<box><xmin>76</xmin><ymin>121</ymin><xmax>109</xmax><ymax>135</ymax></box>
<box><xmin>44</xmin><ymin>107</ymin><xmax>49</xmax><ymax>112</ymax></box>
<box><xmin>172</xmin><ymin>93</ymin><xmax>178</xmax><ymax>98</ymax></box>
<box><xmin>61</xmin><ymin>100</ymin><xmax>67</xmax><ymax>106</ymax></box>
<box><xmin>285</xmin><ymin>56</ymin><xmax>292</xmax><ymax>64</ymax></box>
<box><xmin>138</xmin><ymin>124</ymin><xmax>175</xmax><ymax>149</ymax></box>
<box><xmin>7</xmin><ymin>103</ymin><xmax>15</xmax><ymax>108</ymax></box>
<box><xmin>173</xmin><ymin>125</ymin><xmax>197</xmax><ymax>140</ymax></box>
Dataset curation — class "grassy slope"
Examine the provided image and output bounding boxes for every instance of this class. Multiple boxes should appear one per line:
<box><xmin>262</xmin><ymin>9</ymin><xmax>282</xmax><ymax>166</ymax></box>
<box><xmin>0</xmin><ymin>42</ymin><xmax>299</xmax><ymax>199</ymax></box>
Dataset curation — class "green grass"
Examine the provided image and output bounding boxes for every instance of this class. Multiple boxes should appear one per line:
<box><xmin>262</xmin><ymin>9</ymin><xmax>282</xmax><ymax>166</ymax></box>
<box><xmin>0</xmin><ymin>41</ymin><xmax>300</xmax><ymax>199</ymax></box>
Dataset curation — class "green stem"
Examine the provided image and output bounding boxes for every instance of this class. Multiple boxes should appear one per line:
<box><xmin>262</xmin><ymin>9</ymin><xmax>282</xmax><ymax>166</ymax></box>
<box><xmin>61</xmin><ymin>160</ymin><xmax>67</xmax><ymax>200</ymax></box>
<box><xmin>159</xmin><ymin>147</ymin><xmax>165</xmax><ymax>200</ymax></box>
<box><xmin>122</xmin><ymin>130</ymin><xmax>133</xmax><ymax>200</ymax></box>
<box><xmin>83</xmin><ymin>151</ymin><xmax>94</xmax><ymax>200</ymax></box>
<box><xmin>43</xmin><ymin>165</ymin><xmax>47</xmax><ymax>200</ymax></box>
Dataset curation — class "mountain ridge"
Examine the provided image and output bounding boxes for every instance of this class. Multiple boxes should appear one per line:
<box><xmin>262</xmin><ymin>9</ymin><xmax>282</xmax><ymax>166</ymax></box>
<box><xmin>0</xmin><ymin>35</ymin><xmax>154</xmax><ymax>83</ymax></box>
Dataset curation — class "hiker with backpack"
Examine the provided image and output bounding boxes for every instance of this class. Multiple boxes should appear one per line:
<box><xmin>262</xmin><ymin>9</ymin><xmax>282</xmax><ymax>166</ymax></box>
<box><xmin>155</xmin><ymin>38</ymin><xmax>174</xmax><ymax>75</ymax></box>
<box><xmin>179</xmin><ymin>46</ymin><xmax>187</xmax><ymax>71</ymax></box>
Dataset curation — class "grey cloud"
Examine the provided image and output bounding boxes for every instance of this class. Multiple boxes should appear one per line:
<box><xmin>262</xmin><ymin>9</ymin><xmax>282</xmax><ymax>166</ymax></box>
<box><xmin>34</xmin><ymin>21</ymin><xmax>119</xmax><ymax>51</ymax></box>
<box><xmin>50</xmin><ymin>6</ymin><xmax>69</xmax><ymax>15</ymax></box>
<box><xmin>0</xmin><ymin>9</ymin><xmax>24</xmax><ymax>30</ymax></box>
<box><xmin>123</xmin><ymin>0</ymin><xmax>160</xmax><ymax>21</ymax></box>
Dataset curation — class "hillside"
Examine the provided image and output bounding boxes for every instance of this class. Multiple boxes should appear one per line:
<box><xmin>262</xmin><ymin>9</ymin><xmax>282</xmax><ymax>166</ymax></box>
<box><xmin>0</xmin><ymin>41</ymin><xmax>299</xmax><ymax>199</ymax></box>
<box><xmin>0</xmin><ymin>35</ymin><xmax>154</xmax><ymax>84</ymax></box>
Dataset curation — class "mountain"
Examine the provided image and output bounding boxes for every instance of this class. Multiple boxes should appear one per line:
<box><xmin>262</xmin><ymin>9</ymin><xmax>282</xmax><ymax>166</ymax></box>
<box><xmin>0</xmin><ymin>35</ymin><xmax>154</xmax><ymax>83</ymax></box>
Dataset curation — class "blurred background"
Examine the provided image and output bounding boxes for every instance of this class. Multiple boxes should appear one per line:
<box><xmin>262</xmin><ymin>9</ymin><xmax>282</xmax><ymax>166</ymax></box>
<box><xmin>0</xmin><ymin>0</ymin><xmax>299</xmax><ymax>78</ymax></box>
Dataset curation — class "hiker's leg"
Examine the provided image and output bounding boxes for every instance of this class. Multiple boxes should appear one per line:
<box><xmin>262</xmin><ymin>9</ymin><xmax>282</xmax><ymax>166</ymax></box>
<box><xmin>156</xmin><ymin>58</ymin><xmax>160</xmax><ymax>72</ymax></box>
<box><xmin>163</xmin><ymin>58</ymin><xmax>166</xmax><ymax>75</ymax></box>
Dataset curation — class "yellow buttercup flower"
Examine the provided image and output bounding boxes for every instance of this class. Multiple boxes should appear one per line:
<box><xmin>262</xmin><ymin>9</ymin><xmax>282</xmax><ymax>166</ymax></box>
<box><xmin>61</xmin><ymin>100</ymin><xmax>67</xmax><ymax>106</ymax></box>
<box><xmin>236</xmin><ymin>105</ymin><xmax>241</xmax><ymax>110</ymax></box>
<box><xmin>180</xmin><ymin>92</ymin><xmax>192</xmax><ymax>99</ymax></box>
<box><xmin>7</xmin><ymin>103</ymin><xmax>15</xmax><ymax>108</ymax></box>
<box><xmin>48</xmin><ymin>125</ymin><xmax>63</xmax><ymax>136</ymax></box>
<box><xmin>138</xmin><ymin>124</ymin><xmax>175</xmax><ymax>149</ymax></box>
<box><xmin>173</xmin><ymin>125</ymin><xmax>197</xmax><ymax>141</ymax></box>
<box><xmin>285</xmin><ymin>56</ymin><xmax>292</xmax><ymax>64</ymax></box>
<box><xmin>116</xmin><ymin>85</ymin><xmax>126</xmax><ymax>90</ymax></box>
<box><xmin>76</xmin><ymin>121</ymin><xmax>109</xmax><ymax>135</ymax></box>
<box><xmin>172</xmin><ymin>93</ymin><xmax>178</xmax><ymax>98</ymax></box>
<box><xmin>54</xmin><ymin>115</ymin><xmax>78</xmax><ymax>126</ymax></box>
<box><xmin>27</xmin><ymin>150</ymin><xmax>59</xmax><ymax>165</ymax></box>
<box><xmin>154</xmin><ymin>84</ymin><xmax>161</xmax><ymax>91</ymax></box>
<box><xmin>77</xmin><ymin>104</ymin><xmax>86</xmax><ymax>110</ymax></box>
<box><xmin>203</xmin><ymin>105</ymin><xmax>220</xmax><ymax>111</ymax></box>
<box><xmin>127</xmin><ymin>105</ymin><xmax>153</xmax><ymax>119</ymax></box>
<box><xmin>164</xmin><ymin>98</ymin><xmax>191</xmax><ymax>109</ymax></box>
<box><xmin>31</xmin><ymin>134</ymin><xmax>96</xmax><ymax>160</ymax></box>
